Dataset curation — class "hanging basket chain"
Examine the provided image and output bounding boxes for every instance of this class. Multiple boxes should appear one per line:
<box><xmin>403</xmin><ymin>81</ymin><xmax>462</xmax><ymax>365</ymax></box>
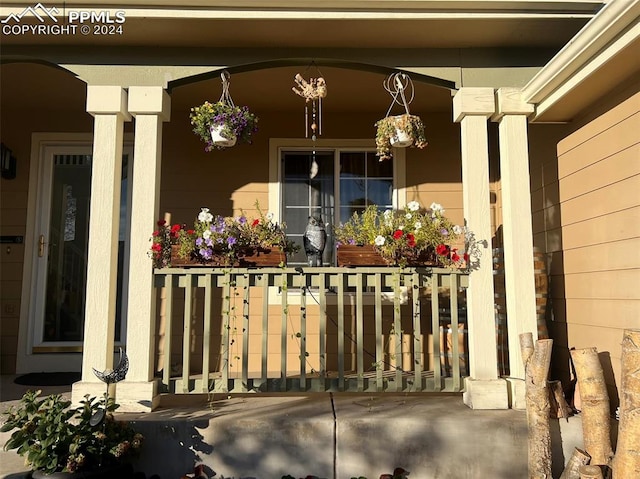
<box><xmin>218</xmin><ymin>70</ymin><xmax>235</xmax><ymax>108</ymax></box>
<box><xmin>383</xmin><ymin>72</ymin><xmax>415</xmax><ymax>118</ymax></box>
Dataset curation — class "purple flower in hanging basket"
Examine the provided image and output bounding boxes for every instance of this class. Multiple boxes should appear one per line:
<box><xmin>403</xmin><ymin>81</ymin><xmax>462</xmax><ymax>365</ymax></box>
<box><xmin>189</xmin><ymin>101</ymin><xmax>259</xmax><ymax>151</ymax></box>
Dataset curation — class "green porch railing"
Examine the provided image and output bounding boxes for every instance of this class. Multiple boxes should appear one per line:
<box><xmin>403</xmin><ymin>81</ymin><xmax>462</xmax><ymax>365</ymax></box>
<box><xmin>153</xmin><ymin>267</ymin><xmax>469</xmax><ymax>394</ymax></box>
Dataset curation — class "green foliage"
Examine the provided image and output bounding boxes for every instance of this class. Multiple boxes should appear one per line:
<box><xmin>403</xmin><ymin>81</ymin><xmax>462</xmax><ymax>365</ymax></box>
<box><xmin>189</xmin><ymin>100</ymin><xmax>259</xmax><ymax>152</ymax></box>
<box><xmin>334</xmin><ymin>201</ymin><xmax>468</xmax><ymax>268</ymax></box>
<box><xmin>375</xmin><ymin>114</ymin><xmax>427</xmax><ymax>161</ymax></box>
<box><xmin>2</xmin><ymin>391</ymin><xmax>143</xmax><ymax>474</ymax></box>
<box><xmin>156</xmin><ymin>200</ymin><xmax>299</xmax><ymax>266</ymax></box>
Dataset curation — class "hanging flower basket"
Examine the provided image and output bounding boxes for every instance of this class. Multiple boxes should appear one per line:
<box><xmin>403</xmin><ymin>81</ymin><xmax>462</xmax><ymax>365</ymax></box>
<box><xmin>189</xmin><ymin>71</ymin><xmax>258</xmax><ymax>152</ymax></box>
<box><xmin>375</xmin><ymin>73</ymin><xmax>428</xmax><ymax>161</ymax></box>
<box><xmin>209</xmin><ymin>123</ymin><xmax>237</xmax><ymax>147</ymax></box>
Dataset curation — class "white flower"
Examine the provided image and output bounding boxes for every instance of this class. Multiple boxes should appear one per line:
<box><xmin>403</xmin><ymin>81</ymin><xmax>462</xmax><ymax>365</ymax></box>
<box><xmin>405</xmin><ymin>213</ymin><xmax>412</xmax><ymax>219</ymax></box>
<box><xmin>202</xmin><ymin>230</ymin><xmax>211</xmax><ymax>240</ymax></box>
<box><xmin>266</xmin><ymin>212</ymin><xmax>274</xmax><ymax>221</ymax></box>
<box><xmin>414</xmin><ymin>221</ymin><xmax>422</xmax><ymax>230</ymax></box>
<box><xmin>198</xmin><ymin>208</ymin><xmax>213</xmax><ymax>223</ymax></box>
<box><xmin>430</xmin><ymin>202</ymin><xmax>445</xmax><ymax>216</ymax></box>
<box><xmin>407</xmin><ymin>201</ymin><xmax>420</xmax><ymax>212</ymax></box>
<box><xmin>383</xmin><ymin>209</ymin><xmax>393</xmax><ymax>224</ymax></box>
<box><xmin>374</xmin><ymin>235</ymin><xmax>386</xmax><ymax>246</ymax></box>
<box><xmin>453</xmin><ymin>225</ymin><xmax>463</xmax><ymax>235</ymax></box>
<box><xmin>398</xmin><ymin>225</ymin><xmax>404</xmax><ymax>230</ymax></box>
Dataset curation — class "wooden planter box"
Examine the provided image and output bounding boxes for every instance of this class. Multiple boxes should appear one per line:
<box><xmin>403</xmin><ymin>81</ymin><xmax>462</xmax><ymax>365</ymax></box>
<box><xmin>336</xmin><ymin>244</ymin><xmax>388</xmax><ymax>267</ymax></box>
<box><xmin>170</xmin><ymin>245</ymin><xmax>285</xmax><ymax>267</ymax></box>
<box><xmin>336</xmin><ymin>244</ymin><xmax>440</xmax><ymax>267</ymax></box>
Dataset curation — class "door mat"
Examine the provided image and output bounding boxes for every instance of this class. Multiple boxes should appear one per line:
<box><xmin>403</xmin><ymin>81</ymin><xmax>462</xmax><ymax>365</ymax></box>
<box><xmin>14</xmin><ymin>372</ymin><xmax>81</xmax><ymax>386</ymax></box>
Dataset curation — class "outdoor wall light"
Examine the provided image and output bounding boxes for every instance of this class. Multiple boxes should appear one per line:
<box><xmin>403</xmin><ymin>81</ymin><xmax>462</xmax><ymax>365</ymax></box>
<box><xmin>1</xmin><ymin>143</ymin><xmax>17</xmax><ymax>180</ymax></box>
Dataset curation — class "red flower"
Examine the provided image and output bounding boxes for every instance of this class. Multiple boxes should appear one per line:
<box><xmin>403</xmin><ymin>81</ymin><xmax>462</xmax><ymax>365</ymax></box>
<box><xmin>436</xmin><ymin>244</ymin><xmax>449</xmax><ymax>256</ymax></box>
<box><xmin>393</xmin><ymin>230</ymin><xmax>403</xmax><ymax>240</ymax></box>
<box><xmin>463</xmin><ymin>252</ymin><xmax>470</xmax><ymax>262</ymax></box>
<box><xmin>451</xmin><ymin>248</ymin><xmax>460</xmax><ymax>262</ymax></box>
<box><xmin>152</xmin><ymin>230</ymin><xmax>159</xmax><ymax>237</ymax></box>
<box><xmin>157</xmin><ymin>219</ymin><xmax>166</xmax><ymax>227</ymax></box>
<box><xmin>252</xmin><ymin>219</ymin><xmax>260</xmax><ymax>227</ymax></box>
<box><xmin>406</xmin><ymin>233</ymin><xmax>416</xmax><ymax>248</ymax></box>
<box><xmin>151</xmin><ymin>243</ymin><xmax>162</xmax><ymax>252</ymax></box>
<box><xmin>187</xmin><ymin>229</ymin><xmax>195</xmax><ymax>235</ymax></box>
<box><xmin>171</xmin><ymin>224</ymin><xmax>181</xmax><ymax>233</ymax></box>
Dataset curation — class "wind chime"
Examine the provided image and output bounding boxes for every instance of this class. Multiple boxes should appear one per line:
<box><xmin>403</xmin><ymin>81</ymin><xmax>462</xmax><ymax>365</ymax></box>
<box><xmin>292</xmin><ymin>65</ymin><xmax>327</xmax><ymax>141</ymax></box>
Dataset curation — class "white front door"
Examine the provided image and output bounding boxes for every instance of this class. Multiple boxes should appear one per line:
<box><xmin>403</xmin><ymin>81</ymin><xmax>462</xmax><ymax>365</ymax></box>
<box><xmin>27</xmin><ymin>142</ymin><xmax>132</xmax><ymax>360</ymax></box>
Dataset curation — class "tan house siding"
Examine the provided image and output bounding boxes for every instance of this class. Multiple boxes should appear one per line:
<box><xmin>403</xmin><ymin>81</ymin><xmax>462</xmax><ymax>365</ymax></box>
<box><xmin>543</xmin><ymin>87</ymin><xmax>640</xmax><ymax>405</ymax></box>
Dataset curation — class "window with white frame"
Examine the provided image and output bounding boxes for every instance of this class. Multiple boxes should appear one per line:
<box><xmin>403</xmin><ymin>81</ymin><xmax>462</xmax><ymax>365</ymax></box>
<box><xmin>276</xmin><ymin>144</ymin><xmax>402</xmax><ymax>266</ymax></box>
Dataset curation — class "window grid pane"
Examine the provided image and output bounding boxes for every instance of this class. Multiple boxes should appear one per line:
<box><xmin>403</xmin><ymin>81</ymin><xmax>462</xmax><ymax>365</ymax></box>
<box><xmin>282</xmin><ymin>149</ymin><xmax>392</xmax><ymax>265</ymax></box>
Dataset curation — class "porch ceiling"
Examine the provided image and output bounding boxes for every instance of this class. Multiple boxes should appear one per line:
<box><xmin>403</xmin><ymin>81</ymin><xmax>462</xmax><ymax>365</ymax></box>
<box><xmin>1</xmin><ymin>16</ymin><xmax>594</xmax><ymax>49</ymax></box>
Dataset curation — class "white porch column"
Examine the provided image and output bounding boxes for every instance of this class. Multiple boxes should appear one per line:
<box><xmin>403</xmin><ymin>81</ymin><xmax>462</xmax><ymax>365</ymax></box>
<box><xmin>117</xmin><ymin>86</ymin><xmax>170</xmax><ymax>412</ymax></box>
<box><xmin>453</xmin><ymin>88</ymin><xmax>508</xmax><ymax>409</ymax></box>
<box><xmin>72</xmin><ymin>86</ymin><xmax>131</xmax><ymax>405</ymax></box>
<box><xmin>492</xmin><ymin>88</ymin><xmax>537</xmax><ymax>409</ymax></box>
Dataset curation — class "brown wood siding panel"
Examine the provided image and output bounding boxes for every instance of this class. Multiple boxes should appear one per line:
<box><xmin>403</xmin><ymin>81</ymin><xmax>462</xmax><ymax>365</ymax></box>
<box><xmin>558</xmin><ymin>114</ymin><xmax>639</xmax><ymax>180</ymax></box>
<box><xmin>559</xmin><ymin>174</ymin><xmax>640</xmax><ymax>226</ymax></box>
<box><xmin>561</xmin><ymin>238</ymin><xmax>640</xmax><ymax>274</ymax></box>
<box><xmin>549</xmin><ymin>298</ymin><xmax>640</xmax><ymax>331</ymax></box>
<box><xmin>558</xmin><ymin>144</ymin><xmax>640</xmax><ymax>202</ymax></box>
<box><xmin>557</xmin><ymin>91</ymin><xmax>640</xmax><ymax>156</ymax></box>
<box><xmin>550</xmin><ymin>270</ymin><xmax>640</xmax><ymax>301</ymax></box>
<box><xmin>560</xmin><ymin>206</ymin><xmax>640</xmax><ymax>250</ymax></box>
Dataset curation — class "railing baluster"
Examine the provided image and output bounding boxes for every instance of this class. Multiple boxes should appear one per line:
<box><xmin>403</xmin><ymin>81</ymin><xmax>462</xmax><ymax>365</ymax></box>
<box><xmin>280</xmin><ymin>272</ymin><xmax>288</xmax><ymax>392</ymax></box>
<box><xmin>319</xmin><ymin>273</ymin><xmax>327</xmax><ymax>392</ymax></box>
<box><xmin>299</xmin><ymin>274</ymin><xmax>307</xmax><ymax>391</ymax></box>
<box><xmin>182</xmin><ymin>274</ymin><xmax>193</xmax><ymax>393</ymax></box>
<box><xmin>412</xmin><ymin>272</ymin><xmax>422</xmax><ymax>391</ymax></box>
<box><xmin>431</xmin><ymin>273</ymin><xmax>441</xmax><ymax>390</ymax></box>
<box><xmin>375</xmin><ymin>273</ymin><xmax>383</xmax><ymax>392</ymax></box>
<box><xmin>356</xmin><ymin>272</ymin><xmax>364</xmax><ymax>392</ymax></box>
<box><xmin>162</xmin><ymin>274</ymin><xmax>174</xmax><ymax>390</ymax></box>
<box><xmin>393</xmin><ymin>272</ymin><xmax>402</xmax><ymax>391</ymax></box>
<box><xmin>261</xmin><ymin>274</ymin><xmax>268</xmax><ymax>390</ymax></box>
<box><xmin>242</xmin><ymin>273</ymin><xmax>250</xmax><ymax>392</ymax></box>
<box><xmin>221</xmin><ymin>271</ymin><xmax>231</xmax><ymax>393</ymax></box>
<box><xmin>337</xmin><ymin>272</ymin><xmax>345</xmax><ymax>392</ymax></box>
<box><xmin>201</xmin><ymin>274</ymin><xmax>212</xmax><ymax>393</ymax></box>
<box><xmin>450</xmin><ymin>274</ymin><xmax>460</xmax><ymax>391</ymax></box>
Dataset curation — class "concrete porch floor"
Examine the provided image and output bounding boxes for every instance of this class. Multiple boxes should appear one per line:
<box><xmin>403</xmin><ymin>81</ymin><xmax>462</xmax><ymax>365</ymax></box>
<box><xmin>0</xmin><ymin>375</ymin><xmax>585</xmax><ymax>479</ymax></box>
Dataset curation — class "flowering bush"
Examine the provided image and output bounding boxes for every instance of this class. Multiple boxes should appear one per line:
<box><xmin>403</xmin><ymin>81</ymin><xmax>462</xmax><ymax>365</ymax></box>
<box><xmin>334</xmin><ymin>201</ymin><xmax>469</xmax><ymax>267</ymax></box>
<box><xmin>1</xmin><ymin>391</ymin><xmax>143</xmax><ymax>474</ymax></box>
<box><xmin>150</xmin><ymin>202</ymin><xmax>299</xmax><ymax>267</ymax></box>
<box><xmin>190</xmin><ymin>100</ymin><xmax>259</xmax><ymax>151</ymax></box>
<box><xmin>149</xmin><ymin>219</ymin><xmax>189</xmax><ymax>268</ymax></box>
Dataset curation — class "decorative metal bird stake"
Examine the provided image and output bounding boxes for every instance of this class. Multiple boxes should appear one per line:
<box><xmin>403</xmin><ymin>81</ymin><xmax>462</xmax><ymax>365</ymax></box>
<box><xmin>90</xmin><ymin>347</ymin><xmax>129</xmax><ymax>426</ymax></box>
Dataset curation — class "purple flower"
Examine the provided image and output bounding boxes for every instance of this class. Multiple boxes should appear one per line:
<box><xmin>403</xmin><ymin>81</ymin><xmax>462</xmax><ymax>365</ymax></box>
<box><xmin>227</xmin><ymin>236</ymin><xmax>237</xmax><ymax>247</ymax></box>
<box><xmin>440</xmin><ymin>229</ymin><xmax>449</xmax><ymax>236</ymax></box>
<box><xmin>195</xmin><ymin>238</ymin><xmax>203</xmax><ymax>247</ymax></box>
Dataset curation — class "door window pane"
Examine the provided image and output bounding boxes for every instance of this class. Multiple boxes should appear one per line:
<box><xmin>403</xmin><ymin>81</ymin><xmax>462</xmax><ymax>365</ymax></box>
<box><xmin>43</xmin><ymin>154</ymin><xmax>129</xmax><ymax>343</ymax></box>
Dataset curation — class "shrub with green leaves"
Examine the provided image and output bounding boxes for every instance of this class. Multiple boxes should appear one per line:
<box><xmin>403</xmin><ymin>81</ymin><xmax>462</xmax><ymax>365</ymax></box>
<box><xmin>1</xmin><ymin>390</ymin><xmax>143</xmax><ymax>474</ymax></box>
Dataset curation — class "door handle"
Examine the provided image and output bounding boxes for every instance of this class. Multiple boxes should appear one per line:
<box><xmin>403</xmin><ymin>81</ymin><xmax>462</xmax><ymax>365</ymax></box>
<box><xmin>38</xmin><ymin>235</ymin><xmax>45</xmax><ymax>257</ymax></box>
